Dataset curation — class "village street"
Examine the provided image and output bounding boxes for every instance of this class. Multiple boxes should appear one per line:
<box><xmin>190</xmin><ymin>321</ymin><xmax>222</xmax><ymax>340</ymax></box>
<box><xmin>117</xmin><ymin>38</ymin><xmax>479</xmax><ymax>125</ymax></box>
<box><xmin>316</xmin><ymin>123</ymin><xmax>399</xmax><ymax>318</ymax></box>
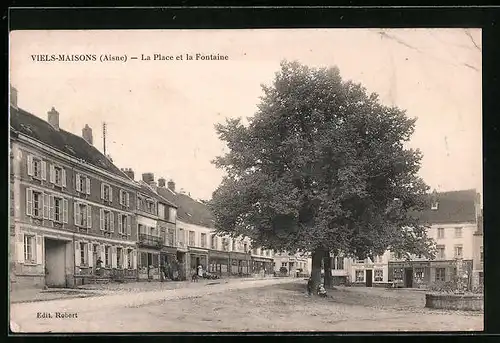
<box><xmin>10</xmin><ymin>278</ymin><xmax>483</xmax><ymax>333</ymax></box>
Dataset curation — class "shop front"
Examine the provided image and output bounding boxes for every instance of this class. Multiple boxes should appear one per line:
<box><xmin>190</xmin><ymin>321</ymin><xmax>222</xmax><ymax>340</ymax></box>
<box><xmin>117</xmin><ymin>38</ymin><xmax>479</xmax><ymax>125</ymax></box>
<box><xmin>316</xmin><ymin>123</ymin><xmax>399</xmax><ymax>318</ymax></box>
<box><xmin>251</xmin><ymin>257</ymin><xmax>274</xmax><ymax>276</ymax></box>
<box><xmin>160</xmin><ymin>246</ymin><xmax>177</xmax><ymax>280</ymax></box>
<box><xmin>208</xmin><ymin>250</ymin><xmax>230</xmax><ymax>277</ymax></box>
<box><xmin>189</xmin><ymin>248</ymin><xmax>209</xmax><ymax>275</ymax></box>
<box><xmin>229</xmin><ymin>251</ymin><xmax>251</xmax><ymax>276</ymax></box>
<box><xmin>138</xmin><ymin>248</ymin><xmax>161</xmax><ymax>281</ymax></box>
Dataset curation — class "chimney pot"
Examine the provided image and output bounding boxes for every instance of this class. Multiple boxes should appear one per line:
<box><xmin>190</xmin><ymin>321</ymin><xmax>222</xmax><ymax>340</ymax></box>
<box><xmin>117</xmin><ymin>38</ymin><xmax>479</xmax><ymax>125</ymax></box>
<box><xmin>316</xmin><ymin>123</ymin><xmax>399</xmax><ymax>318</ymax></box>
<box><xmin>158</xmin><ymin>178</ymin><xmax>166</xmax><ymax>188</ymax></box>
<box><xmin>167</xmin><ymin>180</ymin><xmax>176</xmax><ymax>192</ymax></box>
<box><xmin>82</xmin><ymin>124</ymin><xmax>93</xmax><ymax>145</ymax></box>
<box><xmin>48</xmin><ymin>107</ymin><xmax>60</xmax><ymax>130</ymax></box>
<box><xmin>10</xmin><ymin>85</ymin><xmax>18</xmax><ymax>108</ymax></box>
<box><xmin>122</xmin><ymin>168</ymin><xmax>135</xmax><ymax>180</ymax></box>
<box><xmin>142</xmin><ymin>173</ymin><xmax>154</xmax><ymax>184</ymax></box>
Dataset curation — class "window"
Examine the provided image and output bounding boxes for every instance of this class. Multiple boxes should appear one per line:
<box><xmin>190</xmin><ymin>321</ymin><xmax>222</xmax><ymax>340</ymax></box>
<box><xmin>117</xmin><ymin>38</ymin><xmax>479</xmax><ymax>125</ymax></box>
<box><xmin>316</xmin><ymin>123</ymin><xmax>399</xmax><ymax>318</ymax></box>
<box><xmin>167</xmin><ymin>229</ymin><xmax>175</xmax><ymax>246</ymax></box>
<box><xmin>26</xmin><ymin>189</ymin><xmax>44</xmax><ymax>218</ymax></box>
<box><xmin>454</xmin><ymin>245</ymin><xmax>463</xmax><ymax>258</ymax></box>
<box><xmin>158</xmin><ymin>203</ymin><xmax>165</xmax><ymax>219</ymax></box>
<box><xmin>414</xmin><ymin>267</ymin><xmax>424</xmax><ymax>280</ymax></box>
<box><xmin>101</xmin><ymin>183</ymin><xmax>112</xmax><ymax>201</ymax></box>
<box><xmin>145</xmin><ymin>200</ymin><xmax>155</xmax><ymax>214</ymax></box>
<box><xmin>75</xmin><ymin>203</ymin><xmax>91</xmax><ymax>228</ymax></box>
<box><xmin>178</xmin><ymin>229</ymin><xmax>185</xmax><ymax>244</ymax></box>
<box><xmin>188</xmin><ymin>231</ymin><xmax>195</xmax><ymax>246</ymax></box>
<box><xmin>127</xmin><ymin>249</ymin><xmax>133</xmax><ymax>268</ymax></box>
<box><xmin>374</xmin><ymin>269</ymin><xmax>384</xmax><ymax>282</ymax></box>
<box><xmin>243</xmin><ymin>243</ymin><xmax>248</xmax><ymax>253</ymax></box>
<box><xmin>169</xmin><ymin>208</ymin><xmax>176</xmax><ymax>222</ymax></box>
<box><xmin>119</xmin><ymin>190</ymin><xmax>130</xmax><ymax>207</ymax></box>
<box><xmin>54</xmin><ymin>197</ymin><xmax>62</xmax><ymax>222</ymax></box>
<box><xmin>27</xmin><ymin>155</ymin><xmax>45</xmax><ymax>180</ymax></box>
<box><xmin>80</xmin><ymin>242</ymin><xmax>87</xmax><ymax>265</ymax></box>
<box><xmin>281</xmin><ymin>262</ymin><xmax>287</xmax><ymax>267</ymax></box>
<box><xmin>118</xmin><ymin>214</ymin><xmax>130</xmax><ymax>235</ymax></box>
<box><xmin>116</xmin><ymin>247</ymin><xmax>123</xmax><ymax>268</ymax></box>
<box><xmin>200</xmin><ymin>233</ymin><xmax>207</xmax><ymax>248</ymax></box>
<box><xmin>479</xmin><ymin>272</ymin><xmax>484</xmax><ymax>284</ymax></box>
<box><xmin>435</xmin><ymin>268</ymin><xmax>446</xmax><ymax>282</ymax></box>
<box><xmin>232</xmin><ymin>240</ymin><xmax>236</xmax><ymax>251</ymax></box>
<box><xmin>100</xmin><ymin>209</ymin><xmax>114</xmax><ymax>232</ymax></box>
<box><xmin>50</xmin><ymin>165</ymin><xmax>66</xmax><ymax>187</ymax></box>
<box><xmin>211</xmin><ymin>235</ymin><xmax>217</xmax><ymax>249</ymax></box>
<box><xmin>355</xmin><ymin>270</ymin><xmax>365</xmax><ymax>282</ymax></box>
<box><xmin>105</xmin><ymin>246</ymin><xmax>111</xmax><ymax>267</ymax></box>
<box><xmin>336</xmin><ymin>257</ymin><xmax>344</xmax><ymax>270</ymax></box>
<box><xmin>23</xmin><ymin>235</ymin><xmax>36</xmax><ymax>263</ymax></box>
<box><xmin>431</xmin><ymin>201</ymin><xmax>438</xmax><ymax>210</ymax></box>
<box><xmin>436</xmin><ymin>245</ymin><xmax>446</xmax><ymax>259</ymax></box>
<box><xmin>480</xmin><ymin>246</ymin><xmax>483</xmax><ymax>263</ymax></box>
<box><xmin>455</xmin><ymin>227</ymin><xmax>462</xmax><ymax>238</ymax></box>
<box><xmin>437</xmin><ymin>228</ymin><xmax>445</xmax><ymax>239</ymax></box>
<box><xmin>76</xmin><ymin>174</ymin><xmax>91</xmax><ymax>194</ymax></box>
<box><xmin>222</xmin><ymin>238</ymin><xmax>230</xmax><ymax>251</ymax></box>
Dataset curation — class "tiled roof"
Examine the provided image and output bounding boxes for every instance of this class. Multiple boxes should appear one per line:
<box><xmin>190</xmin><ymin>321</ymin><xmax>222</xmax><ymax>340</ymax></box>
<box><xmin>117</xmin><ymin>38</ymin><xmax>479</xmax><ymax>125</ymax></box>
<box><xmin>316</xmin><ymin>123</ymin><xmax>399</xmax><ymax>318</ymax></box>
<box><xmin>156</xmin><ymin>186</ymin><xmax>214</xmax><ymax>228</ymax></box>
<box><xmin>416</xmin><ymin>189</ymin><xmax>478</xmax><ymax>225</ymax></box>
<box><xmin>10</xmin><ymin>105</ymin><xmax>128</xmax><ymax>179</ymax></box>
<box><xmin>137</xmin><ymin>181</ymin><xmax>177</xmax><ymax>208</ymax></box>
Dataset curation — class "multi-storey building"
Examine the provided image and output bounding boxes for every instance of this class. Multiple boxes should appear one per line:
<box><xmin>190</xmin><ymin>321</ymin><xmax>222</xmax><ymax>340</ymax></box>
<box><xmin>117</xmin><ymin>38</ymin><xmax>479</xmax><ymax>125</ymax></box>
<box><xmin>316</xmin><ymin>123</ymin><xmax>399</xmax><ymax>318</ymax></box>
<box><xmin>274</xmin><ymin>251</ymin><xmax>311</xmax><ymax>277</ymax></box>
<box><xmin>128</xmin><ymin>173</ymin><xmax>178</xmax><ymax>281</ymax></box>
<box><xmin>157</xmin><ymin>178</ymin><xmax>274</xmax><ymax>277</ymax></box>
<box><xmin>350</xmin><ymin>253</ymin><xmax>390</xmax><ymax>287</ymax></box>
<box><xmin>472</xmin><ymin>209</ymin><xmax>483</xmax><ymax>288</ymax></box>
<box><xmin>10</xmin><ymin>93</ymin><xmax>140</xmax><ymax>289</ymax></box>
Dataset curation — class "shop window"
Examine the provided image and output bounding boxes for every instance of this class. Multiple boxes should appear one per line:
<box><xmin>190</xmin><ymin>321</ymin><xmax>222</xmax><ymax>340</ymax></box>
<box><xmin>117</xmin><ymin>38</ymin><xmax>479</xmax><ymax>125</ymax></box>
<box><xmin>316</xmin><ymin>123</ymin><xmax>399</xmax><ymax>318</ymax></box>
<box><xmin>374</xmin><ymin>269</ymin><xmax>383</xmax><ymax>282</ymax></box>
<box><xmin>355</xmin><ymin>270</ymin><xmax>364</xmax><ymax>282</ymax></box>
<box><xmin>414</xmin><ymin>267</ymin><xmax>424</xmax><ymax>280</ymax></box>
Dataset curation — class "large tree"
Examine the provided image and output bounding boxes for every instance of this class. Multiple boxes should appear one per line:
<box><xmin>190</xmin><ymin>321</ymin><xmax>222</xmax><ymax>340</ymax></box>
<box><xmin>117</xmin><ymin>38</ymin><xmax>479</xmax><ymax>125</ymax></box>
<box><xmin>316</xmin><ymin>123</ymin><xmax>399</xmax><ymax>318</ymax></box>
<box><xmin>209</xmin><ymin>61</ymin><xmax>435</xmax><ymax>292</ymax></box>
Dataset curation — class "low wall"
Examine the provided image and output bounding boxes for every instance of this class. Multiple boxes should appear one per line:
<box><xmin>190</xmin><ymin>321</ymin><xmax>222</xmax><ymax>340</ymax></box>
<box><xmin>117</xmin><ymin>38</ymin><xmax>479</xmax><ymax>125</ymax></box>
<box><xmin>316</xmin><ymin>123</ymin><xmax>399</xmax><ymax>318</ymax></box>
<box><xmin>425</xmin><ymin>293</ymin><xmax>483</xmax><ymax>311</ymax></box>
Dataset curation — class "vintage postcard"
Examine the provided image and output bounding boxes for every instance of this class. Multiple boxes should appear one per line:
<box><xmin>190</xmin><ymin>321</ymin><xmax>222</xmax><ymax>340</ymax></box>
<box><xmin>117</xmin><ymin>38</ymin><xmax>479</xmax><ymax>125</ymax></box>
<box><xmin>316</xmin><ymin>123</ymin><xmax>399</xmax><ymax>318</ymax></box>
<box><xmin>9</xmin><ymin>28</ymin><xmax>482</xmax><ymax>333</ymax></box>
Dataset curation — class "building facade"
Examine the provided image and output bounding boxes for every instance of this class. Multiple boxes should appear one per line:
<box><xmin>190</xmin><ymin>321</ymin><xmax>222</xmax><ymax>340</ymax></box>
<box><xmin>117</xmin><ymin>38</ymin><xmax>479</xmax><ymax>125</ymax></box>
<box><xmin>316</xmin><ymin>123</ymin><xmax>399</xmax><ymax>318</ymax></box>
<box><xmin>10</xmin><ymin>98</ymin><xmax>140</xmax><ymax>290</ymax></box>
<box><xmin>274</xmin><ymin>252</ymin><xmax>311</xmax><ymax>277</ymax></box>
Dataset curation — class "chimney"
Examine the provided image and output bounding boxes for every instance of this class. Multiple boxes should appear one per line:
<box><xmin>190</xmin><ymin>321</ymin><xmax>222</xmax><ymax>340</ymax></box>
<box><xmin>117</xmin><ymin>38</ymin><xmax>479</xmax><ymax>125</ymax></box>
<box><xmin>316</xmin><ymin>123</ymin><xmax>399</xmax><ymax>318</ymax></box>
<box><xmin>121</xmin><ymin>168</ymin><xmax>135</xmax><ymax>180</ymax></box>
<box><xmin>158</xmin><ymin>178</ymin><xmax>166</xmax><ymax>188</ymax></box>
<box><xmin>47</xmin><ymin>107</ymin><xmax>60</xmax><ymax>130</ymax></box>
<box><xmin>82</xmin><ymin>124</ymin><xmax>93</xmax><ymax>145</ymax></box>
<box><xmin>142</xmin><ymin>173</ymin><xmax>154</xmax><ymax>184</ymax></box>
<box><xmin>10</xmin><ymin>85</ymin><xmax>18</xmax><ymax>108</ymax></box>
<box><xmin>167</xmin><ymin>179</ymin><xmax>175</xmax><ymax>192</ymax></box>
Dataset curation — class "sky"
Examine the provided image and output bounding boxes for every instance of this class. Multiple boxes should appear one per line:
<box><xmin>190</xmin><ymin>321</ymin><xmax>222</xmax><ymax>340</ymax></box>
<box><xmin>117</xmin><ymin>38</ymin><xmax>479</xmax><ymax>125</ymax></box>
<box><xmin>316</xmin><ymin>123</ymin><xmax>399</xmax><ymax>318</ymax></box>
<box><xmin>9</xmin><ymin>29</ymin><xmax>482</xmax><ymax>202</ymax></box>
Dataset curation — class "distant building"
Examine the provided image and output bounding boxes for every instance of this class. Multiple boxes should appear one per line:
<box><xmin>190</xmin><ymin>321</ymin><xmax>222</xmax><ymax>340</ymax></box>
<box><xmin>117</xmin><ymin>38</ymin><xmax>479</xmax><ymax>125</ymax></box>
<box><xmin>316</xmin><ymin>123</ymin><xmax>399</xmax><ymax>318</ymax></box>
<box><xmin>274</xmin><ymin>251</ymin><xmax>311</xmax><ymax>277</ymax></box>
<box><xmin>472</xmin><ymin>210</ymin><xmax>483</xmax><ymax>287</ymax></box>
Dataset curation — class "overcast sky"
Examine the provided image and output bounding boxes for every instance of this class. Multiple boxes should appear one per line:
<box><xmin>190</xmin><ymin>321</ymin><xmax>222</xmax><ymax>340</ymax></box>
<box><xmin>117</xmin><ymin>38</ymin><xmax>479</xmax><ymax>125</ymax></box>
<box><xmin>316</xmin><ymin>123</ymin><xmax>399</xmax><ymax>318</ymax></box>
<box><xmin>10</xmin><ymin>29</ymin><xmax>482</xmax><ymax>202</ymax></box>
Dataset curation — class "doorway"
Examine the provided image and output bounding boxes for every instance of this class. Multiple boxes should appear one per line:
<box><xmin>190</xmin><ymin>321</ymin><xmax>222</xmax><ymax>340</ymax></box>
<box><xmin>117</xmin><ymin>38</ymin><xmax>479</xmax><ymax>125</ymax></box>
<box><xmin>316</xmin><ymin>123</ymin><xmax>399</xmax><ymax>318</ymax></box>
<box><xmin>44</xmin><ymin>238</ymin><xmax>67</xmax><ymax>288</ymax></box>
<box><xmin>404</xmin><ymin>268</ymin><xmax>413</xmax><ymax>288</ymax></box>
<box><xmin>365</xmin><ymin>269</ymin><xmax>373</xmax><ymax>287</ymax></box>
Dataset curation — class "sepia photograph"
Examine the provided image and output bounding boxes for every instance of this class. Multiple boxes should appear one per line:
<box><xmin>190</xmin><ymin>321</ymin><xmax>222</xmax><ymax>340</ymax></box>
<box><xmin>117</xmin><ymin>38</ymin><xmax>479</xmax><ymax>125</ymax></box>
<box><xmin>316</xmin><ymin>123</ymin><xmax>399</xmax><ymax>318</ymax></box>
<box><xmin>8</xmin><ymin>28</ymin><xmax>483</xmax><ymax>332</ymax></box>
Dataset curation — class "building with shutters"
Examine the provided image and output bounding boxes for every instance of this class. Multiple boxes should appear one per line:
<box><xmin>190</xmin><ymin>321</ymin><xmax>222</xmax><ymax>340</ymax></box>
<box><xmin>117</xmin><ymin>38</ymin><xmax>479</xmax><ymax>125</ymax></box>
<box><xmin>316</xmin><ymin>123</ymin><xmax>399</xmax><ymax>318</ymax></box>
<box><xmin>273</xmin><ymin>251</ymin><xmax>311</xmax><ymax>277</ymax></box>
<box><xmin>9</xmin><ymin>90</ymin><xmax>140</xmax><ymax>289</ymax></box>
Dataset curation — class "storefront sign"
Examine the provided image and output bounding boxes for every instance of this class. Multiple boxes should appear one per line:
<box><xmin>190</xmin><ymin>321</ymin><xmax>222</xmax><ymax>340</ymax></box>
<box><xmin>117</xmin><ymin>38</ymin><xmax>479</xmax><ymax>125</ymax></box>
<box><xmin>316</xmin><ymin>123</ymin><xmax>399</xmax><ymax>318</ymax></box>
<box><xmin>209</xmin><ymin>251</ymin><xmax>230</xmax><ymax>259</ymax></box>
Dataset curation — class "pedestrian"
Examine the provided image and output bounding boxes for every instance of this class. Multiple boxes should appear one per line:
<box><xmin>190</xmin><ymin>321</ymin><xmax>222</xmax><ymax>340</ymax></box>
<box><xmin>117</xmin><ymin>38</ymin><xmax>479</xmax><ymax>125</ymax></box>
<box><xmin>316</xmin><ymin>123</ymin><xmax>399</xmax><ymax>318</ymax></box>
<box><xmin>96</xmin><ymin>257</ymin><xmax>103</xmax><ymax>276</ymax></box>
<box><xmin>197</xmin><ymin>264</ymin><xmax>203</xmax><ymax>277</ymax></box>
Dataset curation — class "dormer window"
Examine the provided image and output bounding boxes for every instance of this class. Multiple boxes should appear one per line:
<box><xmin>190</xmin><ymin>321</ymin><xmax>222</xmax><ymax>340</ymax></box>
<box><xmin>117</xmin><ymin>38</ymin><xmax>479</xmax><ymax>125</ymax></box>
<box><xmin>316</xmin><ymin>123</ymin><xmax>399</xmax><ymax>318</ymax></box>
<box><xmin>431</xmin><ymin>202</ymin><xmax>438</xmax><ymax>210</ymax></box>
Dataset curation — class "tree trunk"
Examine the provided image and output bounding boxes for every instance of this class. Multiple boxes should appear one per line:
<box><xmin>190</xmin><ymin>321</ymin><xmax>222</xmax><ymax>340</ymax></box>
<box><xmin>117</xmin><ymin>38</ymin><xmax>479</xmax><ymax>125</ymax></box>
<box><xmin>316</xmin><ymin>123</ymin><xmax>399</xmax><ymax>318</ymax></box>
<box><xmin>310</xmin><ymin>248</ymin><xmax>324</xmax><ymax>296</ymax></box>
<box><xmin>324</xmin><ymin>253</ymin><xmax>334</xmax><ymax>289</ymax></box>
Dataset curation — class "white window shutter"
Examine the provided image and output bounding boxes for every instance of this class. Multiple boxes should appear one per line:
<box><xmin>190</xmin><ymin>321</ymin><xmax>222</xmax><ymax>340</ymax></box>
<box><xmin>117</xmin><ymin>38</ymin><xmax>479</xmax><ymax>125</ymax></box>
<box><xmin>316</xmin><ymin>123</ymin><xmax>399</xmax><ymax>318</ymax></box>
<box><xmin>118</xmin><ymin>214</ymin><xmax>123</xmax><ymax>233</ymax></box>
<box><xmin>100</xmin><ymin>209</ymin><xmax>104</xmax><ymax>230</ymax></box>
<box><xmin>100</xmin><ymin>183</ymin><xmax>104</xmax><ymax>199</ymax></box>
<box><xmin>27</xmin><ymin>155</ymin><xmax>33</xmax><ymax>176</ymax></box>
<box><xmin>16</xmin><ymin>234</ymin><xmax>25</xmax><ymax>262</ymax></box>
<box><xmin>41</xmin><ymin>161</ymin><xmax>47</xmax><ymax>180</ymax></box>
<box><xmin>101</xmin><ymin>245</ymin><xmax>106</xmax><ymax>263</ymax></box>
<box><xmin>36</xmin><ymin>235</ymin><xmax>43</xmax><ymax>265</ymax></box>
<box><xmin>132</xmin><ymin>250</ymin><xmax>137</xmax><ymax>269</ymax></box>
<box><xmin>127</xmin><ymin>216</ymin><xmax>132</xmax><ymax>236</ymax></box>
<box><xmin>49</xmin><ymin>164</ymin><xmax>55</xmax><ymax>183</ymax></box>
<box><xmin>43</xmin><ymin>193</ymin><xmax>49</xmax><ymax>219</ymax></box>
<box><xmin>124</xmin><ymin>250</ymin><xmax>128</xmax><ymax>269</ymax></box>
<box><xmin>61</xmin><ymin>169</ymin><xmax>67</xmax><ymax>187</ymax></box>
<box><xmin>75</xmin><ymin>203</ymin><xmax>80</xmax><ymax>225</ymax></box>
<box><xmin>119</xmin><ymin>190</ymin><xmax>123</xmax><ymax>205</ymax></box>
<box><xmin>87</xmin><ymin>244</ymin><xmax>93</xmax><ymax>267</ymax></box>
<box><xmin>74</xmin><ymin>241</ymin><xmax>80</xmax><ymax>268</ymax></box>
<box><xmin>110</xmin><ymin>212</ymin><xmax>115</xmax><ymax>232</ymax></box>
<box><xmin>76</xmin><ymin>174</ymin><xmax>81</xmax><ymax>192</ymax></box>
<box><xmin>87</xmin><ymin>205</ymin><xmax>92</xmax><ymax>228</ymax></box>
<box><xmin>111</xmin><ymin>247</ymin><xmax>117</xmax><ymax>268</ymax></box>
<box><xmin>49</xmin><ymin>195</ymin><xmax>54</xmax><ymax>220</ymax></box>
<box><xmin>86</xmin><ymin>177</ymin><xmax>91</xmax><ymax>195</ymax></box>
<box><xmin>63</xmin><ymin>199</ymin><xmax>68</xmax><ymax>223</ymax></box>
<box><xmin>126</xmin><ymin>192</ymin><xmax>130</xmax><ymax>207</ymax></box>
<box><xmin>109</xmin><ymin>187</ymin><xmax>113</xmax><ymax>202</ymax></box>
<box><xmin>26</xmin><ymin>188</ymin><xmax>33</xmax><ymax>216</ymax></box>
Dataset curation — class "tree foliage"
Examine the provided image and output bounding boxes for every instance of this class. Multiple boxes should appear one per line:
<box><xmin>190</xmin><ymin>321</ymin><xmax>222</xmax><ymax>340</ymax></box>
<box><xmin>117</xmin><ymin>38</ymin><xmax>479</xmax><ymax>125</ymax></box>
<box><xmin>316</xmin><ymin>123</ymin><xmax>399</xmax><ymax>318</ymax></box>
<box><xmin>209</xmin><ymin>60</ymin><xmax>435</xmax><ymax>262</ymax></box>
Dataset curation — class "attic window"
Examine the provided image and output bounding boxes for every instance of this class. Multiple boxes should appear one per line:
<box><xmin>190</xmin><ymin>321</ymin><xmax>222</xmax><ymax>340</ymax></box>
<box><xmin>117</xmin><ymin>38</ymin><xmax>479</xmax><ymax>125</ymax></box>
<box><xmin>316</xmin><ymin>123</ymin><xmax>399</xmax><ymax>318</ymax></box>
<box><xmin>64</xmin><ymin>145</ymin><xmax>75</xmax><ymax>155</ymax></box>
<box><xmin>431</xmin><ymin>202</ymin><xmax>439</xmax><ymax>210</ymax></box>
<box><xmin>20</xmin><ymin>124</ymin><xmax>33</xmax><ymax>133</ymax></box>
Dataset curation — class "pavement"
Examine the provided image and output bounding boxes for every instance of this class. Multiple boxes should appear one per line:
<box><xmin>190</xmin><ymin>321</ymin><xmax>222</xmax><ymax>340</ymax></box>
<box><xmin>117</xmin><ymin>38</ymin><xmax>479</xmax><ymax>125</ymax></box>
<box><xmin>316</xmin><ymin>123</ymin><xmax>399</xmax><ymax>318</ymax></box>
<box><xmin>9</xmin><ymin>277</ymin><xmax>299</xmax><ymax>333</ymax></box>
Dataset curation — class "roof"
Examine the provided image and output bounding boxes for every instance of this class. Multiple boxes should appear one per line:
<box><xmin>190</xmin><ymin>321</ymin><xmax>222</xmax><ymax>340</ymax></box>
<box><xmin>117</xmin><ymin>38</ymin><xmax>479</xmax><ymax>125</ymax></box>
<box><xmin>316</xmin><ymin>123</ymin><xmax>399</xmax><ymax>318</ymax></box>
<box><xmin>416</xmin><ymin>189</ymin><xmax>478</xmax><ymax>225</ymax></box>
<box><xmin>10</xmin><ymin>105</ymin><xmax>128</xmax><ymax>179</ymax></box>
<box><xmin>156</xmin><ymin>186</ymin><xmax>214</xmax><ymax>228</ymax></box>
<box><xmin>137</xmin><ymin>181</ymin><xmax>177</xmax><ymax>208</ymax></box>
